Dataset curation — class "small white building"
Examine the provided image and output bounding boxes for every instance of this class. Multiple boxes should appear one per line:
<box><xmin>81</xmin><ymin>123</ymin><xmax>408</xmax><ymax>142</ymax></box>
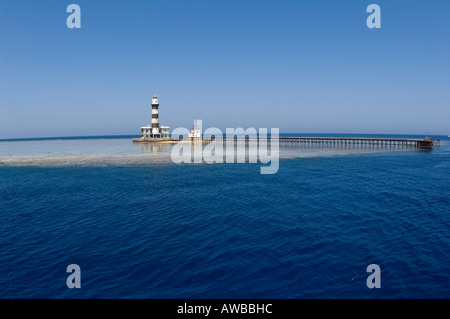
<box><xmin>188</xmin><ymin>129</ymin><xmax>201</xmax><ymax>138</ymax></box>
<box><xmin>140</xmin><ymin>95</ymin><xmax>170</xmax><ymax>138</ymax></box>
<box><xmin>188</xmin><ymin>120</ymin><xmax>202</xmax><ymax>138</ymax></box>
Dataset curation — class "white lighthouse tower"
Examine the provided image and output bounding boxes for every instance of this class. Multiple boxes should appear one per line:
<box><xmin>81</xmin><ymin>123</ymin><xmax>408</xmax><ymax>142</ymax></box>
<box><xmin>139</xmin><ymin>95</ymin><xmax>170</xmax><ymax>139</ymax></box>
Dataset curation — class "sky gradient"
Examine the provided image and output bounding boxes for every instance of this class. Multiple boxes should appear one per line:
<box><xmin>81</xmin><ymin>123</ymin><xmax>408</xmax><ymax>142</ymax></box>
<box><xmin>0</xmin><ymin>0</ymin><xmax>449</xmax><ymax>139</ymax></box>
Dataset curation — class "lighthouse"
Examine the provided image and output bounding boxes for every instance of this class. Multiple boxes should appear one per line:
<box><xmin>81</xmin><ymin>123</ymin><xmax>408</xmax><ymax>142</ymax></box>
<box><xmin>139</xmin><ymin>95</ymin><xmax>170</xmax><ymax>139</ymax></box>
<box><xmin>151</xmin><ymin>95</ymin><xmax>159</xmax><ymax>129</ymax></box>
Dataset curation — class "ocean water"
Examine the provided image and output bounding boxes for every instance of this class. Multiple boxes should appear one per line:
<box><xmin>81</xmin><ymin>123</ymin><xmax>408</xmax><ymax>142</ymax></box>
<box><xmin>0</xmin><ymin>134</ymin><xmax>449</xmax><ymax>298</ymax></box>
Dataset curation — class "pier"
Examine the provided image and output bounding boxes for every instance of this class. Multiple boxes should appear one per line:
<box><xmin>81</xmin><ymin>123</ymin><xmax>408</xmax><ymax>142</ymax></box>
<box><xmin>133</xmin><ymin>97</ymin><xmax>440</xmax><ymax>150</ymax></box>
<box><xmin>168</xmin><ymin>136</ymin><xmax>440</xmax><ymax>149</ymax></box>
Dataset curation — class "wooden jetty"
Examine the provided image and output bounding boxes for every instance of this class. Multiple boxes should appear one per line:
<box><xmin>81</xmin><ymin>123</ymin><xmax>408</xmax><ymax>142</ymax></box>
<box><xmin>168</xmin><ymin>136</ymin><xmax>440</xmax><ymax>149</ymax></box>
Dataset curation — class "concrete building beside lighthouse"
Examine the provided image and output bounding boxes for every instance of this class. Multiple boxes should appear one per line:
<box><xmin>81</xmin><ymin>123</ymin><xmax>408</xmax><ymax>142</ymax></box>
<box><xmin>139</xmin><ymin>95</ymin><xmax>170</xmax><ymax>139</ymax></box>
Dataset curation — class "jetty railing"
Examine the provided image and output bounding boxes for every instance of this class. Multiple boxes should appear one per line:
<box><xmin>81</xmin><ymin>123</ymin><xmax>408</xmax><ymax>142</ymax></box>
<box><xmin>170</xmin><ymin>136</ymin><xmax>440</xmax><ymax>149</ymax></box>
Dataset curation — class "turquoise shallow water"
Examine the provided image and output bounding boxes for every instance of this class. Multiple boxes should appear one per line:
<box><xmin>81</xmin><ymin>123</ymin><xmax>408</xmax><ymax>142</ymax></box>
<box><xmin>0</xmin><ymin>134</ymin><xmax>449</xmax><ymax>298</ymax></box>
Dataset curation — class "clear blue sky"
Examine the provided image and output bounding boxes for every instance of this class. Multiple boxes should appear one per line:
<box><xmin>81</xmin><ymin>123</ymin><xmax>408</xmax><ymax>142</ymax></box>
<box><xmin>0</xmin><ymin>0</ymin><xmax>449</xmax><ymax>138</ymax></box>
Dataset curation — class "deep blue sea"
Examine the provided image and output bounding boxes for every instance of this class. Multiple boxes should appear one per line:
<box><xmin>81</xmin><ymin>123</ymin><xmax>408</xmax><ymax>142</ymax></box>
<box><xmin>0</xmin><ymin>134</ymin><xmax>449</xmax><ymax>298</ymax></box>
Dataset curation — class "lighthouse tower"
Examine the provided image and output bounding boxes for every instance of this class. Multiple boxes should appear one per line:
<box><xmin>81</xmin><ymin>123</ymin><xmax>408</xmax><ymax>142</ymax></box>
<box><xmin>139</xmin><ymin>95</ymin><xmax>170</xmax><ymax>139</ymax></box>
<box><xmin>151</xmin><ymin>95</ymin><xmax>159</xmax><ymax>129</ymax></box>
